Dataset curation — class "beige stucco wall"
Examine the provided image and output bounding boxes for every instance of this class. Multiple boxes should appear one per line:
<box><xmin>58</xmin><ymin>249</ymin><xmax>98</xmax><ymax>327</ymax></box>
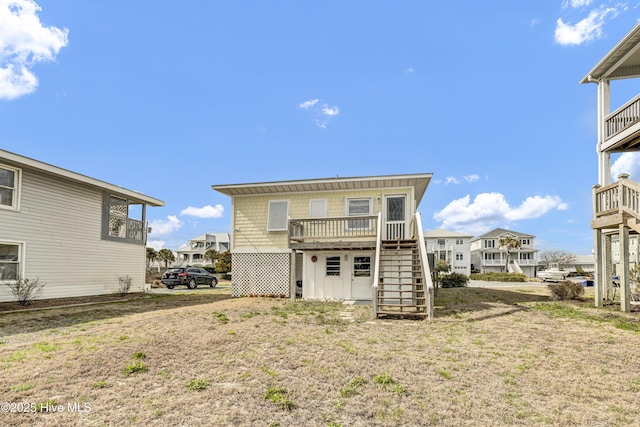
<box><xmin>231</xmin><ymin>187</ymin><xmax>415</xmax><ymax>250</ymax></box>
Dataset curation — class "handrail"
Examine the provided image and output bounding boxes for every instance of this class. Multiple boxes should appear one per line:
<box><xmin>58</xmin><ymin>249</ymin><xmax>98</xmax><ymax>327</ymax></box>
<box><xmin>604</xmin><ymin>93</ymin><xmax>640</xmax><ymax>139</ymax></box>
<box><xmin>414</xmin><ymin>212</ymin><xmax>434</xmax><ymax>320</ymax></box>
<box><xmin>288</xmin><ymin>215</ymin><xmax>378</xmax><ymax>244</ymax></box>
<box><xmin>594</xmin><ymin>175</ymin><xmax>640</xmax><ymax>218</ymax></box>
<box><xmin>372</xmin><ymin>212</ymin><xmax>382</xmax><ymax>318</ymax></box>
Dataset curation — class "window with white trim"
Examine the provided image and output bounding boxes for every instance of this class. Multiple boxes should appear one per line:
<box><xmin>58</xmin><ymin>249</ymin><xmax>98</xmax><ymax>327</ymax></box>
<box><xmin>267</xmin><ymin>200</ymin><xmax>289</xmax><ymax>231</ymax></box>
<box><xmin>0</xmin><ymin>164</ymin><xmax>20</xmax><ymax>210</ymax></box>
<box><xmin>346</xmin><ymin>197</ymin><xmax>372</xmax><ymax>230</ymax></box>
<box><xmin>455</xmin><ymin>253</ymin><xmax>463</xmax><ymax>261</ymax></box>
<box><xmin>0</xmin><ymin>242</ymin><xmax>21</xmax><ymax>281</ymax></box>
<box><xmin>484</xmin><ymin>240</ymin><xmax>495</xmax><ymax>248</ymax></box>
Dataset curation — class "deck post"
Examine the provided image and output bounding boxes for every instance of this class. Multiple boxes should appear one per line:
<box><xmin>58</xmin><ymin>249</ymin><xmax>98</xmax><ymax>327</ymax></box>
<box><xmin>592</xmin><ymin>184</ymin><xmax>604</xmax><ymax>307</ymax></box>
<box><xmin>619</xmin><ymin>224</ymin><xmax>631</xmax><ymax>312</ymax></box>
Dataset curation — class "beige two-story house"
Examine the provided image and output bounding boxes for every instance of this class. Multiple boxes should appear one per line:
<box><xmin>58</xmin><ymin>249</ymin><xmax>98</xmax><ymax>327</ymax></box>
<box><xmin>213</xmin><ymin>173</ymin><xmax>435</xmax><ymax>318</ymax></box>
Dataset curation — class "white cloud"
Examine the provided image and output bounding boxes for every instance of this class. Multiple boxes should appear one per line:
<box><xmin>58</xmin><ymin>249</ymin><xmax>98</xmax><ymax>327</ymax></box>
<box><xmin>406</xmin><ymin>67</ymin><xmax>415</xmax><ymax>74</ymax></box>
<box><xmin>611</xmin><ymin>152</ymin><xmax>640</xmax><ymax>180</ymax></box>
<box><xmin>146</xmin><ymin>240</ymin><xmax>165</xmax><ymax>251</ymax></box>
<box><xmin>445</xmin><ymin>176</ymin><xmax>460</xmax><ymax>185</ymax></box>
<box><xmin>299</xmin><ymin>98</ymin><xmax>318</xmax><ymax>109</ymax></box>
<box><xmin>563</xmin><ymin>0</ymin><xmax>593</xmax><ymax>8</ymax></box>
<box><xmin>463</xmin><ymin>174</ymin><xmax>480</xmax><ymax>183</ymax></box>
<box><xmin>321</xmin><ymin>105</ymin><xmax>339</xmax><ymax>116</ymax></box>
<box><xmin>180</xmin><ymin>204</ymin><xmax>224</xmax><ymax>218</ymax></box>
<box><xmin>300</xmin><ymin>98</ymin><xmax>340</xmax><ymax>128</ymax></box>
<box><xmin>554</xmin><ymin>7</ymin><xmax>618</xmax><ymax>45</ymax></box>
<box><xmin>433</xmin><ymin>192</ymin><xmax>567</xmax><ymax>235</ymax></box>
<box><xmin>0</xmin><ymin>0</ymin><xmax>69</xmax><ymax>99</ymax></box>
<box><xmin>148</xmin><ymin>215</ymin><xmax>182</xmax><ymax>235</ymax></box>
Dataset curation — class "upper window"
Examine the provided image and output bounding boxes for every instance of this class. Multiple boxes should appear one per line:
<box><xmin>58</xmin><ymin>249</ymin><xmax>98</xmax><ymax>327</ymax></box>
<box><xmin>437</xmin><ymin>239</ymin><xmax>446</xmax><ymax>246</ymax></box>
<box><xmin>456</xmin><ymin>239</ymin><xmax>463</xmax><ymax>245</ymax></box>
<box><xmin>0</xmin><ymin>165</ymin><xmax>20</xmax><ymax>210</ymax></box>
<box><xmin>484</xmin><ymin>240</ymin><xmax>495</xmax><ymax>248</ymax></box>
<box><xmin>267</xmin><ymin>200</ymin><xmax>289</xmax><ymax>231</ymax></box>
<box><xmin>310</xmin><ymin>199</ymin><xmax>327</xmax><ymax>218</ymax></box>
<box><xmin>103</xmin><ymin>193</ymin><xmax>145</xmax><ymax>244</ymax></box>
<box><xmin>346</xmin><ymin>197</ymin><xmax>372</xmax><ymax>230</ymax></box>
<box><xmin>0</xmin><ymin>242</ymin><xmax>21</xmax><ymax>281</ymax></box>
<box><xmin>521</xmin><ymin>239</ymin><xmax>530</xmax><ymax>245</ymax></box>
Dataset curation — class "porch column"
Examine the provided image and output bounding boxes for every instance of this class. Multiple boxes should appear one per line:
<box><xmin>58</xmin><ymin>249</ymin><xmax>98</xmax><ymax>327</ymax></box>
<box><xmin>596</xmin><ymin>79</ymin><xmax>611</xmax><ymax>186</ymax></box>
<box><xmin>592</xmin><ymin>184</ymin><xmax>603</xmax><ymax>307</ymax></box>
<box><xmin>619</xmin><ymin>225</ymin><xmax>631</xmax><ymax>312</ymax></box>
<box><xmin>593</xmin><ymin>228</ymin><xmax>603</xmax><ymax>307</ymax></box>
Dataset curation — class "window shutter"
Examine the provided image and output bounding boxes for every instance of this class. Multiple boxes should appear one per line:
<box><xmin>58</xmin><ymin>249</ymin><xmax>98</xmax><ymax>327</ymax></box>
<box><xmin>268</xmin><ymin>200</ymin><xmax>289</xmax><ymax>231</ymax></box>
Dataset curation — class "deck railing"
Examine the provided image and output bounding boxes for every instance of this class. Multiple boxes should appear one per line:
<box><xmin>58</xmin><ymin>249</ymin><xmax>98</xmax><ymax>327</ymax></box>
<box><xmin>288</xmin><ymin>215</ymin><xmax>378</xmax><ymax>243</ymax></box>
<box><xmin>605</xmin><ymin>93</ymin><xmax>640</xmax><ymax>140</ymax></box>
<box><xmin>413</xmin><ymin>212</ymin><xmax>434</xmax><ymax>320</ymax></box>
<box><xmin>594</xmin><ymin>175</ymin><xmax>640</xmax><ymax>218</ymax></box>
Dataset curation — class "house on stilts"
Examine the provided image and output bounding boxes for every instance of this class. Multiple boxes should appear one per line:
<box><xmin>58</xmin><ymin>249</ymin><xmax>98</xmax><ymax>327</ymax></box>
<box><xmin>582</xmin><ymin>23</ymin><xmax>640</xmax><ymax>312</ymax></box>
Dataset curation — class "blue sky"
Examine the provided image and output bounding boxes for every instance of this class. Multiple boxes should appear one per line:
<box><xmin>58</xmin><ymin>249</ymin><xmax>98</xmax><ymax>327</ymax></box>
<box><xmin>2</xmin><ymin>0</ymin><xmax>640</xmax><ymax>255</ymax></box>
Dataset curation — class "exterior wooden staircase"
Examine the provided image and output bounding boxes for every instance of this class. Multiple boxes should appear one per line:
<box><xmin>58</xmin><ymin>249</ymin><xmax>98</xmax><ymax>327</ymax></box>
<box><xmin>375</xmin><ymin>239</ymin><xmax>429</xmax><ymax>318</ymax></box>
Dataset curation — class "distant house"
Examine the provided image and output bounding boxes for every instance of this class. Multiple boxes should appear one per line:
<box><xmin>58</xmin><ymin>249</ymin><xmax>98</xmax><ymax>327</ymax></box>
<box><xmin>213</xmin><ymin>174</ymin><xmax>436</xmax><ymax>318</ymax></box>
<box><xmin>175</xmin><ymin>233</ymin><xmax>231</xmax><ymax>266</ymax></box>
<box><xmin>0</xmin><ymin>149</ymin><xmax>164</xmax><ymax>303</ymax></box>
<box><xmin>470</xmin><ymin>228</ymin><xmax>537</xmax><ymax>277</ymax></box>
<box><xmin>423</xmin><ymin>229</ymin><xmax>472</xmax><ymax>276</ymax></box>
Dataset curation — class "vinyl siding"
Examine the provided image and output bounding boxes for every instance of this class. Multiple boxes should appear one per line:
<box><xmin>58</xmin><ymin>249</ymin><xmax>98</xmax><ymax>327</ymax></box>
<box><xmin>232</xmin><ymin>187</ymin><xmax>414</xmax><ymax>250</ymax></box>
<box><xmin>0</xmin><ymin>167</ymin><xmax>147</xmax><ymax>302</ymax></box>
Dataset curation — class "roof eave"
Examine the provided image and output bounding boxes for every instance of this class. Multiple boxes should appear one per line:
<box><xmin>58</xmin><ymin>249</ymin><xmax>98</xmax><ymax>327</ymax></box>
<box><xmin>0</xmin><ymin>149</ymin><xmax>164</xmax><ymax>207</ymax></box>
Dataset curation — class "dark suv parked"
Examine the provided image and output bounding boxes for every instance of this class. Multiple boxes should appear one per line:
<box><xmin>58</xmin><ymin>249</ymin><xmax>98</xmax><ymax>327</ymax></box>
<box><xmin>161</xmin><ymin>267</ymin><xmax>218</xmax><ymax>289</ymax></box>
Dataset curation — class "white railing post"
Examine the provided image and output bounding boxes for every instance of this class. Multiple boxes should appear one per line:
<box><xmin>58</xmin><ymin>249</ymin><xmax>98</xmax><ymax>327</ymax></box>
<box><xmin>414</xmin><ymin>212</ymin><xmax>434</xmax><ymax>320</ymax></box>
<box><xmin>372</xmin><ymin>212</ymin><xmax>382</xmax><ymax>318</ymax></box>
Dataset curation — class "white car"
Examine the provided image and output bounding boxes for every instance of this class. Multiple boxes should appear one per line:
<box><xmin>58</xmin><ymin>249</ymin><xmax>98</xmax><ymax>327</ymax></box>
<box><xmin>537</xmin><ymin>268</ymin><xmax>568</xmax><ymax>282</ymax></box>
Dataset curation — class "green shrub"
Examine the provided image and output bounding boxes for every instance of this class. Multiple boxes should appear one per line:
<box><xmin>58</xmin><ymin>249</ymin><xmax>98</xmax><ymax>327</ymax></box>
<box><xmin>469</xmin><ymin>272</ymin><xmax>527</xmax><ymax>282</ymax></box>
<box><xmin>440</xmin><ymin>273</ymin><xmax>469</xmax><ymax>288</ymax></box>
<box><xmin>548</xmin><ymin>280</ymin><xmax>585</xmax><ymax>301</ymax></box>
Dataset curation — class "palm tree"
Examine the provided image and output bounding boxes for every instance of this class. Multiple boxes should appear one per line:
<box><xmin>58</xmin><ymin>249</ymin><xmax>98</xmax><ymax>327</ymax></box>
<box><xmin>204</xmin><ymin>249</ymin><xmax>219</xmax><ymax>267</ymax></box>
<box><xmin>146</xmin><ymin>247</ymin><xmax>158</xmax><ymax>269</ymax></box>
<box><xmin>498</xmin><ymin>236</ymin><xmax>521</xmax><ymax>272</ymax></box>
<box><xmin>157</xmin><ymin>248</ymin><xmax>175</xmax><ymax>269</ymax></box>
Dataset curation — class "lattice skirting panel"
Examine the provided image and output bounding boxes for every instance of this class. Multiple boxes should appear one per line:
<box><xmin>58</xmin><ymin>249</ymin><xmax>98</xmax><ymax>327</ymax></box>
<box><xmin>231</xmin><ymin>252</ymin><xmax>290</xmax><ymax>297</ymax></box>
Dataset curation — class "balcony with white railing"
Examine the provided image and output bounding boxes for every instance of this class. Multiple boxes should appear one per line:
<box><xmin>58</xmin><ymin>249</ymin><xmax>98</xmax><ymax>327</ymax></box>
<box><xmin>603</xmin><ymin>94</ymin><xmax>640</xmax><ymax>152</ymax></box>
<box><xmin>288</xmin><ymin>215</ymin><xmax>379</xmax><ymax>250</ymax></box>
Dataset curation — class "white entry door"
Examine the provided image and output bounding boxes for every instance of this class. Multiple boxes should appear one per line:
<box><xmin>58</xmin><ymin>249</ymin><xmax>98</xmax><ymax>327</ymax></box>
<box><xmin>351</xmin><ymin>253</ymin><xmax>373</xmax><ymax>300</ymax></box>
<box><xmin>384</xmin><ymin>195</ymin><xmax>407</xmax><ymax>239</ymax></box>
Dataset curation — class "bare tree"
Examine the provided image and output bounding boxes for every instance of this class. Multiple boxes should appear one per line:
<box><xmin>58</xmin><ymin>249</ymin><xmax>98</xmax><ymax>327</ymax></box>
<box><xmin>538</xmin><ymin>250</ymin><xmax>576</xmax><ymax>269</ymax></box>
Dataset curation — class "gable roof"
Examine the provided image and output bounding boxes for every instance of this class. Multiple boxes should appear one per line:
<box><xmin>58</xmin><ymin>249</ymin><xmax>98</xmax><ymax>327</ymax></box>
<box><xmin>0</xmin><ymin>149</ymin><xmax>164</xmax><ymax>206</ymax></box>
<box><xmin>423</xmin><ymin>228</ymin><xmax>473</xmax><ymax>238</ymax></box>
<box><xmin>212</xmin><ymin>173</ymin><xmax>432</xmax><ymax>205</ymax></box>
<box><xmin>581</xmin><ymin>22</ymin><xmax>640</xmax><ymax>83</ymax></box>
<box><xmin>470</xmin><ymin>228</ymin><xmax>534</xmax><ymax>241</ymax></box>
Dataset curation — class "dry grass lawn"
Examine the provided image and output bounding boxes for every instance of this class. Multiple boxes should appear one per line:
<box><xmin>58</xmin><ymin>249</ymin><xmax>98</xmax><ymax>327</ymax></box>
<box><xmin>1</xmin><ymin>285</ymin><xmax>640</xmax><ymax>426</ymax></box>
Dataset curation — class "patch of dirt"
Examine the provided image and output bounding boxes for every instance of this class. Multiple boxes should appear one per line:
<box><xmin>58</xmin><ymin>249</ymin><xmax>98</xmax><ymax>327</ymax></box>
<box><xmin>0</xmin><ymin>293</ymin><xmax>153</xmax><ymax>313</ymax></box>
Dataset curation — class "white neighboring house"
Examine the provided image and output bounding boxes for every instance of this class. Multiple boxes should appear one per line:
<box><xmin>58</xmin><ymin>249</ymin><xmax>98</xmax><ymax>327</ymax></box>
<box><xmin>0</xmin><ymin>149</ymin><xmax>164</xmax><ymax>302</ymax></box>
<box><xmin>175</xmin><ymin>233</ymin><xmax>231</xmax><ymax>266</ymax></box>
<box><xmin>470</xmin><ymin>228</ymin><xmax>538</xmax><ymax>277</ymax></box>
<box><xmin>423</xmin><ymin>229</ymin><xmax>472</xmax><ymax>276</ymax></box>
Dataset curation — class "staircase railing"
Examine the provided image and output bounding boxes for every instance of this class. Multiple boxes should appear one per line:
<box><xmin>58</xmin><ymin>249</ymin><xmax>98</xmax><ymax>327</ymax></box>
<box><xmin>413</xmin><ymin>212</ymin><xmax>434</xmax><ymax>320</ymax></box>
<box><xmin>372</xmin><ymin>212</ymin><xmax>382</xmax><ymax>318</ymax></box>
<box><xmin>594</xmin><ymin>174</ymin><xmax>640</xmax><ymax>219</ymax></box>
